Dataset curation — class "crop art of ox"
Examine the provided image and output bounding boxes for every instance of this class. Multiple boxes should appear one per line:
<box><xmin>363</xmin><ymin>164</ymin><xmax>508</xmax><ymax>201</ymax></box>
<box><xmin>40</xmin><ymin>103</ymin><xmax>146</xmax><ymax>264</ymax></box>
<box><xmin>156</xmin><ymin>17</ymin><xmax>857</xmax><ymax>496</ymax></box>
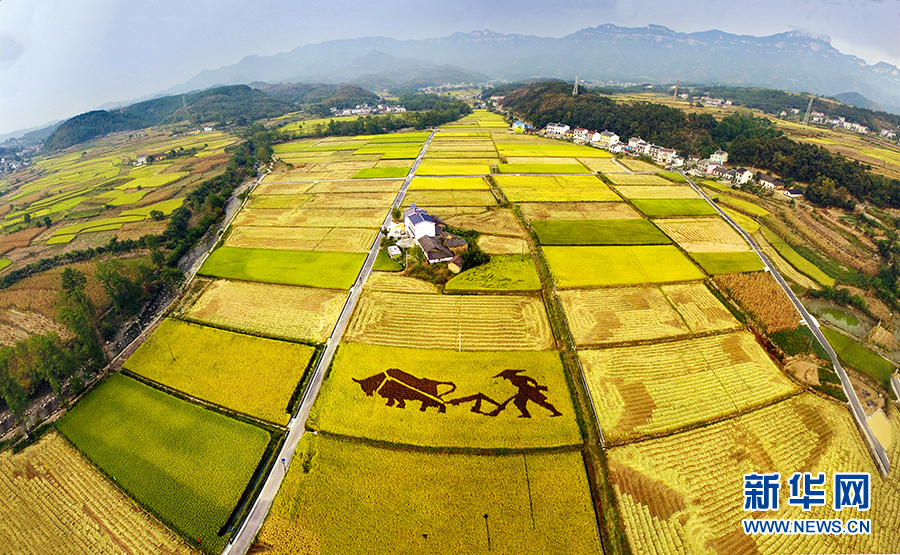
<box><xmin>353</xmin><ymin>368</ymin><xmax>562</xmax><ymax>418</ymax></box>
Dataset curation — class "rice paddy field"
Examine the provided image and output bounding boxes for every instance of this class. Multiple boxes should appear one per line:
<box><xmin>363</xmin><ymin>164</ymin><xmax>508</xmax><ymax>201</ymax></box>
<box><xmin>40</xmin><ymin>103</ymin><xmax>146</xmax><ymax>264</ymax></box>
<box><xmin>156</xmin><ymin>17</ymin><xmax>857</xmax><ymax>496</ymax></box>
<box><xmin>199</xmin><ymin>247</ymin><xmax>366</xmax><ymax>289</ymax></box>
<box><xmin>613</xmin><ymin>185</ymin><xmax>701</xmax><ymax>199</ymax></box>
<box><xmin>445</xmin><ymin>254</ymin><xmax>541</xmax><ymax>291</ymax></box>
<box><xmin>494</xmin><ymin>175</ymin><xmax>622</xmax><ymax>202</ymax></box>
<box><xmin>0</xmin><ymin>432</ymin><xmax>192</xmax><ymax>555</ymax></box>
<box><xmin>124</xmin><ymin>319</ymin><xmax>315</xmax><ymax>425</ymax></box>
<box><xmin>630</xmin><ymin>198</ymin><xmax>720</xmax><ymax>217</ymax></box>
<box><xmin>225</xmin><ymin>226</ymin><xmax>374</xmax><ymax>252</ymax></box>
<box><xmin>344</xmin><ymin>290</ymin><xmax>553</xmax><ymax>350</ymax></box>
<box><xmin>605</xmin><ymin>174</ymin><xmax>672</xmax><ymax>186</ymax></box>
<box><xmin>232</xmin><ymin>207</ymin><xmax>386</xmax><ymax>229</ymax></box>
<box><xmin>689</xmin><ymin>251</ymin><xmax>766</xmax><ymax>274</ymax></box>
<box><xmin>531</xmin><ymin>219</ymin><xmax>671</xmax><ymax>246</ymax></box>
<box><xmin>182</xmin><ymin>279</ymin><xmax>346</xmax><ymax>343</ymax></box>
<box><xmin>520</xmin><ymin>202</ymin><xmax>641</xmax><ymax>221</ymax></box>
<box><xmin>477</xmin><ymin>234</ymin><xmax>530</xmax><ymax>254</ymax></box>
<box><xmin>56</xmin><ymin>373</ymin><xmax>271</xmax><ymax>553</ymax></box>
<box><xmin>714</xmin><ymin>272</ymin><xmax>801</xmax><ymax>333</ymax></box>
<box><xmin>249</xmin><ymin>192</ymin><xmax>396</xmax><ymax>210</ymax></box>
<box><xmin>443</xmin><ymin>208</ymin><xmax>525</xmax><ymax>236</ymax></box>
<box><xmin>581</xmin><ymin>331</ymin><xmax>799</xmax><ymax>442</ymax></box>
<box><xmin>401</xmin><ymin>189</ymin><xmax>497</xmax><ymax>208</ymax></box>
<box><xmin>607</xmin><ymin>394</ymin><xmax>900</xmax><ymax>554</ymax></box>
<box><xmin>256</xmin><ymin>435</ymin><xmax>602</xmax><ymax>555</ymax></box>
<box><xmin>653</xmin><ymin>217</ymin><xmax>751</xmax><ymax>252</ymax></box>
<box><xmin>559</xmin><ymin>283</ymin><xmax>740</xmax><ymax>346</ymax></box>
<box><xmin>543</xmin><ymin>245</ymin><xmax>706</xmax><ymax>288</ymax></box>
<box><xmin>310</xmin><ymin>343</ymin><xmax>580</xmax><ymax>449</ymax></box>
<box><xmin>407</xmin><ymin>177</ymin><xmax>490</xmax><ymax>190</ymax></box>
<box><xmin>496</xmin><ymin>163</ymin><xmax>590</xmax><ymax>174</ymax></box>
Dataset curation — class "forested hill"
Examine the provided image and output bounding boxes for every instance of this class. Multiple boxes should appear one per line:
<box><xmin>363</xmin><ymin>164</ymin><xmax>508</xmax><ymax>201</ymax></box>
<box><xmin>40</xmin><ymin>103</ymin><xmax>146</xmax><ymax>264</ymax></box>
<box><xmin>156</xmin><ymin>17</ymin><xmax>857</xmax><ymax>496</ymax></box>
<box><xmin>502</xmin><ymin>81</ymin><xmax>900</xmax><ymax>209</ymax></box>
<box><xmin>45</xmin><ymin>85</ymin><xmax>294</xmax><ymax>151</ymax></box>
<box><xmin>252</xmin><ymin>83</ymin><xmax>380</xmax><ymax>116</ymax></box>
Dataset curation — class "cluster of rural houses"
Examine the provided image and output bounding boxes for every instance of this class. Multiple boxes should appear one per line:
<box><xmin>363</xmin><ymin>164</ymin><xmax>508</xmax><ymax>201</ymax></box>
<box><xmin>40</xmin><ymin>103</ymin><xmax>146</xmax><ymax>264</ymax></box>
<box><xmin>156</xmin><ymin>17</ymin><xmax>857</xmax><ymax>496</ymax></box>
<box><xmin>386</xmin><ymin>206</ymin><xmax>469</xmax><ymax>273</ymax></box>
<box><xmin>538</xmin><ymin>122</ymin><xmax>685</xmax><ymax>167</ymax></box>
<box><xmin>170</xmin><ymin>125</ymin><xmax>215</xmax><ymax>138</ymax></box>
<box><xmin>807</xmin><ymin>112</ymin><xmax>870</xmax><ymax>134</ymax></box>
<box><xmin>329</xmin><ymin>104</ymin><xmax>407</xmax><ymax>117</ymax></box>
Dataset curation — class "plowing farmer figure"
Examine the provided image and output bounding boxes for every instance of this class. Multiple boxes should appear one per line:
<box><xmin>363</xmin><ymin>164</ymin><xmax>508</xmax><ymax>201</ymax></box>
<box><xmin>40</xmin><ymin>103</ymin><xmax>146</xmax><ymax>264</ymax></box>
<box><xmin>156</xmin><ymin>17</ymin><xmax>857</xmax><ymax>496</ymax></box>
<box><xmin>491</xmin><ymin>369</ymin><xmax>562</xmax><ymax>418</ymax></box>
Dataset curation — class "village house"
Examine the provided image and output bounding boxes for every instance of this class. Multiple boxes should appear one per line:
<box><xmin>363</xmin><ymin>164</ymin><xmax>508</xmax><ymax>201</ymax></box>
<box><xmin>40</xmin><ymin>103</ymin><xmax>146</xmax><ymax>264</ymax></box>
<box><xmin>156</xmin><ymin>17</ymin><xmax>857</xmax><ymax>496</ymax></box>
<box><xmin>710</xmin><ymin>149</ymin><xmax>728</xmax><ymax>164</ymax></box>
<box><xmin>595</xmin><ymin>130</ymin><xmax>619</xmax><ymax>149</ymax></box>
<box><xmin>544</xmin><ymin>123</ymin><xmax>570</xmax><ymax>136</ymax></box>
<box><xmin>758</xmin><ymin>173</ymin><xmax>785</xmax><ymax>190</ymax></box>
<box><xmin>572</xmin><ymin>128</ymin><xmax>589</xmax><ymax>143</ymax></box>
<box><xmin>734</xmin><ymin>168</ymin><xmax>754</xmax><ymax>185</ymax></box>
<box><xmin>880</xmin><ymin>129</ymin><xmax>897</xmax><ymax>140</ymax></box>
<box><xmin>654</xmin><ymin>147</ymin><xmax>677</xmax><ymax>165</ymax></box>
<box><xmin>133</xmin><ymin>155</ymin><xmax>148</xmax><ymax>166</ymax></box>
<box><xmin>784</xmin><ymin>188</ymin><xmax>804</xmax><ymax>198</ymax></box>
<box><xmin>404</xmin><ymin>206</ymin><xmax>436</xmax><ymax>240</ymax></box>
<box><xmin>417</xmin><ymin>236</ymin><xmax>455</xmax><ymax>264</ymax></box>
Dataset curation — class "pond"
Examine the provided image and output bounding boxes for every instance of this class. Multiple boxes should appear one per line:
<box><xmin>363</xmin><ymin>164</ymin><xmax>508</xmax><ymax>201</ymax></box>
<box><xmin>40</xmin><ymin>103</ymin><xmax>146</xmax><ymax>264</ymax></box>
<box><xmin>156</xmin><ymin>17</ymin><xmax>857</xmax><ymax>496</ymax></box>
<box><xmin>804</xmin><ymin>298</ymin><xmax>873</xmax><ymax>337</ymax></box>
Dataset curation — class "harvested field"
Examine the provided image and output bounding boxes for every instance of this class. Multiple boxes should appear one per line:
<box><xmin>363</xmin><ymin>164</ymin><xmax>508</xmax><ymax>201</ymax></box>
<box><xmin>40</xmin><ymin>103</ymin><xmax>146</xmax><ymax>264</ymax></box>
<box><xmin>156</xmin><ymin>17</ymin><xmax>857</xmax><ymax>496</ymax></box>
<box><xmin>714</xmin><ymin>272</ymin><xmax>800</xmax><ymax>333</ymax></box>
<box><xmin>125</xmin><ymin>319</ymin><xmax>315</xmax><ymax>425</ymax></box>
<box><xmin>0</xmin><ymin>432</ymin><xmax>192</xmax><ymax>555</ymax></box>
<box><xmin>497</xmin><ymin>163</ymin><xmax>589</xmax><ymax>174</ymax></box>
<box><xmin>199</xmin><ymin>247</ymin><xmax>366</xmax><ymax>289</ymax></box>
<box><xmin>544</xmin><ymin>245</ymin><xmax>705</xmax><ymax>288</ymax></box>
<box><xmin>582</xmin><ymin>331</ymin><xmax>798</xmax><ymax>442</ymax></box>
<box><xmin>690</xmin><ymin>251</ymin><xmax>766</xmax><ymax>274</ymax></box>
<box><xmin>654</xmin><ymin>217</ymin><xmax>750</xmax><ymax>252</ymax></box>
<box><xmin>532</xmin><ymin>219</ymin><xmax>670</xmax><ymax>246</ymax></box>
<box><xmin>182</xmin><ymin>279</ymin><xmax>346</xmax><ymax>343</ymax></box>
<box><xmin>232</xmin><ymin>207</ymin><xmax>385</xmax><ymax>228</ymax></box>
<box><xmin>520</xmin><ymin>202</ymin><xmax>641</xmax><ymax>221</ymax></box>
<box><xmin>559</xmin><ymin>283</ymin><xmax>739</xmax><ymax>346</ymax></box>
<box><xmin>0</xmin><ymin>227</ymin><xmax>43</xmax><ymax>254</ymax></box>
<box><xmin>352</xmin><ymin>167</ymin><xmax>410</xmax><ymax>179</ymax></box>
<box><xmin>401</xmin><ymin>190</ymin><xmax>497</xmax><ymax>208</ymax></box>
<box><xmin>344</xmin><ymin>290</ymin><xmax>553</xmax><ymax>350</ymax></box>
<box><xmin>249</xmin><ymin>192</ymin><xmax>395</xmax><ymax>210</ymax></box>
<box><xmin>303</xmin><ymin>180</ymin><xmax>402</xmax><ymax>194</ymax></box>
<box><xmin>578</xmin><ymin>158</ymin><xmax>625</xmax><ymax>173</ymax></box>
<box><xmin>226</xmin><ymin>226</ymin><xmax>373</xmax><ymax>252</ymax></box>
<box><xmin>310</xmin><ymin>344</ymin><xmax>580</xmax><ymax>449</ymax></box>
<box><xmin>0</xmin><ymin>308</ymin><xmax>70</xmax><ymax>346</ymax></box>
<box><xmin>407</xmin><ymin>177</ymin><xmax>490</xmax><ymax>190</ymax></box>
<box><xmin>478</xmin><ymin>234</ymin><xmax>530</xmax><ymax>254</ymax></box>
<box><xmin>252</xmin><ymin>181</ymin><xmax>314</xmax><ymax>195</ymax></box>
<box><xmin>444</xmin><ymin>208</ymin><xmax>524</xmax><ymax>236</ymax></box>
<box><xmin>257</xmin><ymin>435</ymin><xmax>601</xmax><ymax>554</ymax></box>
<box><xmin>605</xmin><ymin>174</ymin><xmax>672</xmax><ymax>186</ymax></box>
<box><xmin>608</xmin><ymin>395</ymin><xmax>900</xmax><ymax>554</ymax></box>
<box><xmin>494</xmin><ymin>175</ymin><xmax>621</xmax><ymax>202</ymax></box>
<box><xmin>365</xmin><ymin>272</ymin><xmax>440</xmax><ymax>294</ymax></box>
<box><xmin>617</xmin><ymin>159</ymin><xmax>660</xmax><ymax>172</ymax></box>
<box><xmin>613</xmin><ymin>185</ymin><xmax>700</xmax><ymax>199</ymax></box>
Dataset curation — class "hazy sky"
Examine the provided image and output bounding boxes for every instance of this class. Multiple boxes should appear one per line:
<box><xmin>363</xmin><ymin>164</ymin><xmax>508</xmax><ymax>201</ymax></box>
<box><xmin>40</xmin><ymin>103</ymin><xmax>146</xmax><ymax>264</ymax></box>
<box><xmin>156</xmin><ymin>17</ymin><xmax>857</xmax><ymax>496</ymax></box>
<box><xmin>2</xmin><ymin>0</ymin><xmax>899</xmax><ymax>135</ymax></box>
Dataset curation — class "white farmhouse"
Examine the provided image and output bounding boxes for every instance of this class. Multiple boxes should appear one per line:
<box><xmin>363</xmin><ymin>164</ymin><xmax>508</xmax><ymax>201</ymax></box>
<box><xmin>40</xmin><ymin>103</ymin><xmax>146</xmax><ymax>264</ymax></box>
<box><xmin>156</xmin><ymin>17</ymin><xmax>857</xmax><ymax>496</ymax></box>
<box><xmin>404</xmin><ymin>206</ymin><xmax>436</xmax><ymax>240</ymax></box>
<box><xmin>710</xmin><ymin>150</ymin><xmax>728</xmax><ymax>164</ymax></box>
<box><xmin>544</xmin><ymin>123</ymin><xmax>570</xmax><ymax>135</ymax></box>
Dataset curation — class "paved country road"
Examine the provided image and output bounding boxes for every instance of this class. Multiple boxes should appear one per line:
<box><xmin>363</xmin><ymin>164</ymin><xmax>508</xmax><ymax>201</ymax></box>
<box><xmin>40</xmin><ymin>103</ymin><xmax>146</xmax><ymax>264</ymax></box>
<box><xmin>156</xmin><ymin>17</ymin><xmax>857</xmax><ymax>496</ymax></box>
<box><xmin>223</xmin><ymin>129</ymin><xmax>438</xmax><ymax>555</ymax></box>
<box><xmin>682</xmin><ymin>172</ymin><xmax>890</xmax><ymax>475</ymax></box>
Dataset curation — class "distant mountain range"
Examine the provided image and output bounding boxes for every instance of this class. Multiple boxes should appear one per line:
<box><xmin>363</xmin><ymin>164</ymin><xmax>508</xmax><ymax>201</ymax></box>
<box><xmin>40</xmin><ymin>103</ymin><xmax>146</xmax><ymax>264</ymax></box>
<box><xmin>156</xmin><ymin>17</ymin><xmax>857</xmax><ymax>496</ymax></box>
<box><xmin>162</xmin><ymin>25</ymin><xmax>900</xmax><ymax>115</ymax></box>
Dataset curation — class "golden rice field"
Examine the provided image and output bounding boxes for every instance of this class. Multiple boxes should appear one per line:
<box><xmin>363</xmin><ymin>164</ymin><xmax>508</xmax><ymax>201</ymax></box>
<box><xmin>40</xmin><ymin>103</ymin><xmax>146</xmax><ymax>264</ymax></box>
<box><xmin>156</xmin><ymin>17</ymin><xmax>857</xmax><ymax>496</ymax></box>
<box><xmin>714</xmin><ymin>272</ymin><xmax>801</xmax><ymax>333</ymax></box>
<box><xmin>407</xmin><ymin>177</ymin><xmax>490</xmax><ymax>190</ymax></box>
<box><xmin>262</xmin><ymin>170</ymin><xmax>356</xmax><ymax>181</ymax></box>
<box><xmin>605</xmin><ymin>173</ymin><xmax>673</xmax><ymax>186</ymax></box>
<box><xmin>653</xmin><ymin>217</ymin><xmax>751</xmax><ymax>252</ymax></box>
<box><xmin>182</xmin><ymin>279</ymin><xmax>346</xmax><ymax>343</ymax></box>
<box><xmin>494</xmin><ymin>175</ymin><xmax>622</xmax><ymax>203</ymax></box>
<box><xmin>232</xmin><ymin>207</ymin><xmax>386</xmax><ymax>228</ymax></box>
<box><xmin>617</xmin><ymin>159</ymin><xmax>661</xmax><ymax>172</ymax></box>
<box><xmin>0</xmin><ymin>432</ymin><xmax>192</xmax><ymax>555</ymax></box>
<box><xmin>753</xmin><ymin>232</ymin><xmax>819</xmax><ymax>290</ymax></box>
<box><xmin>401</xmin><ymin>190</ymin><xmax>497</xmax><ymax>208</ymax></box>
<box><xmin>581</xmin><ymin>331</ymin><xmax>798</xmax><ymax>442</ymax></box>
<box><xmin>544</xmin><ymin>245</ymin><xmax>706</xmax><ymax>288</ymax></box>
<box><xmin>344</xmin><ymin>290</ymin><xmax>553</xmax><ymax>350</ymax></box>
<box><xmin>559</xmin><ymin>283</ymin><xmax>739</xmax><ymax>346</ymax></box>
<box><xmin>520</xmin><ymin>202</ymin><xmax>641</xmax><ymax>221</ymax></box>
<box><xmin>254</xmin><ymin>181</ymin><xmax>315</xmax><ymax>195</ymax></box>
<box><xmin>608</xmin><ymin>394</ymin><xmax>900</xmax><ymax>555</ymax></box>
<box><xmin>443</xmin><ymin>208</ymin><xmax>525</xmax><ymax>236</ymax></box>
<box><xmin>364</xmin><ymin>272</ymin><xmax>441</xmax><ymax>294</ymax></box>
<box><xmin>226</xmin><ymin>226</ymin><xmax>374</xmax><ymax>252</ymax></box>
<box><xmin>578</xmin><ymin>158</ymin><xmax>626</xmax><ymax>173</ymax></box>
<box><xmin>249</xmin><ymin>192</ymin><xmax>396</xmax><ymax>210</ymax></box>
<box><xmin>503</xmin><ymin>157</ymin><xmax>582</xmax><ymax>165</ymax></box>
<box><xmin>256</xmin><ymin>435</ymin><xmax>602</xmax><ymax>555</ymax></box>
<box><xmin>310</xmin><ymin>343</ymin><xmax>581</xmax><ymax>449</ymax></box>
<box><xmin>303</xmin><ymin>180</ymin><xmax>402</xmax><ymax>194</ymax></box>
<box><xmin>613</xmin><ymin>185</ymin><xmax>701</xmax><ymax>199</ymax></box>
<box><xmin>478</xmin><ymin>234</ymin><xmax>530</xmax><ymax>254</ymax></box>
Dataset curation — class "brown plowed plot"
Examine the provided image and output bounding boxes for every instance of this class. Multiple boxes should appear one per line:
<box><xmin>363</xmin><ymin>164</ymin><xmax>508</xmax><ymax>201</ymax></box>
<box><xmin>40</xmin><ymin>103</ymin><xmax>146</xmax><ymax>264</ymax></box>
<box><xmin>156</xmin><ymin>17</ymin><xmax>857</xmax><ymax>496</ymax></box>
<box><xmin>0</xmin><ymin>432</ymin><xmax>192</xmax><ymax>555</ymax></box>
<box><xmin>608</xmin><ymin>395</ymin><xmax>900</xmax><ymax>554</ymax></box>
<box><xmin>364</xmin><ymin>272</ymin><xmax>441</xmax><ymax>294</ymax></box>
<box><xmin>232</xmin><ymin>208</ymin><xmax>385</xmax><ymax>228</ymax></box>
<box><xmin>559</xmin><ymin>283</ymin><xmax>739</xmax><ymax>346</ymax></box>
<box><xmin>614</xmin><ymin>185</ymin><xmax>700</xmax><ymax>199</ymax></box>
<box><xmin>605</xmin><ymin>173</ymin><xmax>672</xmax><ymax>185</ymax></box>
<box><xmin>581</xmin><ymin>331</ymin><xmax>798</xmax><ymax>442</ymax></box>
<box><xmin>249</xmin><ymin>192</ymin><xmax>396</xmax><ymax>209</ymax></box>
<box><xmin>402</xmin><ymin>190</ymin><xmax>497</xmax><ymax>208</ymax></box>
<box><xmin>304</xmin><ymin>180</ymin><xmax>401</xmax><ymax>194</ymax></box>
<box><xmin>226</xmin><ymin>226</ymin><xmax>373</xmax><ymax>252</ymax></box>
<box><xmin>578</xmin><ymin>158</ymin><xmax>624</xmax><ymax>173</ymax></box>
<box><xmin>182</xmin><ymin>279</ymin><xmax>345</xmax><ymax>343</ymax></box>
<box><xmin>444</xmin><ymin>208</ymin><xmax>525</xmax><ymax>236</ymax></box>
<box><xmin>478</xmin><ymin>234</ymin><xmax>530</xmax><ymax>254</ymax></box>
<box><xmin>520</xmin><ymin>202</ymin><xmax>641</xmax><ymax>221</ymax></box>
<box><xmin>715</xmin><ymin>272</ymin><xmax>800</xmax><ymax>333</ymax></box>
<box><xmin>344</xmin><ymin>290</ymin><xmax>553</xmax><ymax>350</ymax></box>
<box><xmin>654</xmin><ymin>217</ymin><xmax>750</xmax><ymax>252</ymax></box>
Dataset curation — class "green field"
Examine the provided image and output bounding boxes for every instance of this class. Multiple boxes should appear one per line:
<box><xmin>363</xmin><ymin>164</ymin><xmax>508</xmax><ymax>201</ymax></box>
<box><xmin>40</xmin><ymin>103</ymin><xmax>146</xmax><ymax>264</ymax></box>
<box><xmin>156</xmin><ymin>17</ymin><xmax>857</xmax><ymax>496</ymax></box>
<box><xmin>689</xmin><ymin>251</ymin><xmax>765</xmax><ymax>274</ymax></box>
<box><xmin>445</xmin><ymin>255</ymin><xmax>541</xmax><ymax>291</ymax></box>
<box><xmin>120</xmin><ymin>198</ymin><xmax>185</xmax><ymax>217</ymax></box>
<box><xmin>125</xmin><ymin>319</ymin><xmax>315</xmax><ymax>425</ymax></box>
<box><xmin>56</xmin><ymin>373</ymin><xmax>270</xmax><ymax>553</ymax></box>
<box><xmin>496</xmin><ymin>163</ymin><xmax>589</xmax><ymax>174</ymax></box>
<box><xmin>309</xmin><ymin>343</ymin><xmax>581</xmax><ymax>449</ymax></box>
<box><xmin>701</xmin><ymin>180</ymin><xmax>734</xmax><ymax>193</ymax></box>
<box><xmin>0</xmin><ymin>258</ymin><xmax>11</xmax><ymax>271</ymax></box>
<box><xmin>658</xmin><ymin>172</ymin><xmax>688</xmax><ymax>183</ymax></box>
<box><xmin>373</xmin><ymin>249</ymin><xmax>403</xmax><ymax>271</ymax></box>
<box><xmin>531</xmin><ymin>219</ymin><xmax>671</xmax><ymax>246</ymax></box>
<box><xmin>821</xmin><ymin>327</ymin><xmax>894</xmax><ymax>389</ymax></box>
<box><xmin>759</xmin><ymin>226</ymin><xmax>835</xmax><ymax>287</ymax></box>
<box><xmin>630</xmin><ymin>199</ymin><xmax>719</xmax><ymax>217</ymax></box>
<box><xmin>199</xmin><ymin>247</ymin><xmax>365</xmax><ymax>289</ymax></box>
<box><xmin>716</xmin><ymin>195</ymin><xmax>770</xmax><ymax>217</ymax></box>
<box><xmin>408</xmin><ymin>177</ymin><xmax>490</xmax><ymax>190</ymax></box>
<box><xmin>543</xmin><ymin>245</ymin><xmax>705</xmax><ymax>288</ymax></box>
<box><xmin>722</xmin><ymin>207</ymin><xmax>760</xmax><ymax>233</ymax></box>
<box><xmin>353</xmin><ymin>167</ymin><xmax>410</xmax><ymax>179</ymax></box>
<box><xmin>258</xmin><ymin>435</ymin><xmax>602</xmax><ymax>554</ymax></box>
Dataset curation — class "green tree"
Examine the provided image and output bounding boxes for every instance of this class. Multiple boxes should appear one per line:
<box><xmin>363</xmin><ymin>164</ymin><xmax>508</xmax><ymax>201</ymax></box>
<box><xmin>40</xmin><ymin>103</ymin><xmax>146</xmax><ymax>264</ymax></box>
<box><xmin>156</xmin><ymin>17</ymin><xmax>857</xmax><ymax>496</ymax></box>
<box><xmin>95</xmin><ymin>260</ymin><xmax>145</xmax><ymax>317</ymax></box>
<box><xmin>58</xmin><ymin>268</ymin><xmax>106</xmax><ymax>372</ymax></box>
<box><xmin>26</xmin><ymin>333</ymin><xmax>76</xmax><ymax>407</ymax></box>
<box><xmin>22</xmin><ymin>213</ymin><xmax>31</xmax><ymax>224</ymax></box>
<box><xmin>0</xmin><ymin>349</ymin><xmax>29</xmax><ymax>433</ymax></box>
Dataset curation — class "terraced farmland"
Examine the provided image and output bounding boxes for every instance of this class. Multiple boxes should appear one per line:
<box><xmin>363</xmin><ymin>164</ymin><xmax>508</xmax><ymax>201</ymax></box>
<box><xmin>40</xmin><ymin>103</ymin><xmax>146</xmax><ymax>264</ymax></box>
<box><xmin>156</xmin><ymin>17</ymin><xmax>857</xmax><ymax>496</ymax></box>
<box><xmin>608</xmin><ymin>395</ymin><xmax>900</xmax><ymax>554</ymax></box>
<box><xmin>310</xmin><ymin>343</ymin><xmax>580</xmax><ymax>448</ymax></box>
<box><xmin>0</xmin><ymin>432</ymin><xmax>191</xmax><ymax>555</ymax></box>
<box><xmin>559</xmin><ymin>283</ymin><xmax>739</xmax><ymax>346</ymax></box>
<box><xmin>257</xmin><ymin>435</ymin><xmax>601</xmax><ymax>555</ymax></box>
<box><xmin>344</xmin><ymin>290</ymin><xmax>553</xmax><ymax>350</ymax></box>
<box><xmin>125</xmin><ymin>319</ymin><xmax>315</xmax><ymax>425</ymax></box>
